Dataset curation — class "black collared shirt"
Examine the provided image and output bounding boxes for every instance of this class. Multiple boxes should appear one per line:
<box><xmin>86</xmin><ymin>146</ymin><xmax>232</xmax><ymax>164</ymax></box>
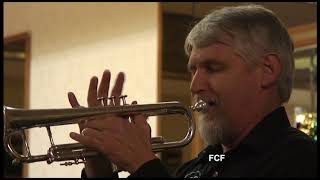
<box><xmin>130</xmin><ymin>106</ymin><xmax>317</xmax><ymax>178</ymax></box>
<box><xmin>82</xmin><ymin>106</ymin><xmax>317</xmax><ymax>178</ymax></box>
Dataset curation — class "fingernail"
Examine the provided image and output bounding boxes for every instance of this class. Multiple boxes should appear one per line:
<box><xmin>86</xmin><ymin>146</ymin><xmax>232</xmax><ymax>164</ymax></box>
<box><xmin>69</xmin><ymin>132</ymin><xmax>78</xmax><ymax>138</ymax></box>
<box><xmin>119</xmin><ymin>72</ymin><xmax>125</xmax><ymax>77</ymax></box>
<box><xmin>92</xmin><ymin>76</ymin><xmax>98</xmax><ymax>81</ymax></box>
<box><xmin>81</xmin><ymin>128</ymin><xmax>87</xmax><ymax>136</ymax></box>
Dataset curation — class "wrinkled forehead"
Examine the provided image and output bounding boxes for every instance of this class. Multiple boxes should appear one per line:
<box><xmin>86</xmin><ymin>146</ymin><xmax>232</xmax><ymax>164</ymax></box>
<box><xmin>187</xmin><ymin>42</ymin><xmax>235</xmax><ymax>67</ymax></box>
<box><xmin>186</xmin><ymin>31</ymin><xmax>236</xmax><ymax>63</ymax></box>
<box><xmin>190</xmin><ymin>41</ymin><xmax>235</xmax><ymax>58</ymax></box>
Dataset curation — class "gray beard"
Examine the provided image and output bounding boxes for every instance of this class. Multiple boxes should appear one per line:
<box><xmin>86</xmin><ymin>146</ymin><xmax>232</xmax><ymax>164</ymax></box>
<box><xmin>198</xmin><ymin>111</ymin><xmax>230</xmax><ymax>146</ymax></box>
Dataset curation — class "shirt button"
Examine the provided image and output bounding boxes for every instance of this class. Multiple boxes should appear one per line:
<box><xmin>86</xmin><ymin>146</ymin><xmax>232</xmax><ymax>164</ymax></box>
<box><xmin>212</xmin><ymin>171</ymin><xmax>218</xmax><ymax>177</ymax></box>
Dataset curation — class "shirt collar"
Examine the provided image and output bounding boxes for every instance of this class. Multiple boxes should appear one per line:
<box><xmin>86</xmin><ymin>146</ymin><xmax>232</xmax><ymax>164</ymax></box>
<box><xmin>196</xmin><ymin>144</ymin><xmax>223</xmax><ymax>163</ymax></box>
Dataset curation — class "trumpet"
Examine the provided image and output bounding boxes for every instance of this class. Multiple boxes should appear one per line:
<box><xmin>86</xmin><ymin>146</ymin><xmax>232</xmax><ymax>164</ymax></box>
<box><xmin>3</xmin><ymin>98</ymin><xmax>207</xmax><ymax>166</ymax></box>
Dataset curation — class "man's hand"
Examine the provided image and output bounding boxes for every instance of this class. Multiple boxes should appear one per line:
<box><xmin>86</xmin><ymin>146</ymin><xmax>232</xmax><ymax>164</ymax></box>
<box><xmin>68</xmin><ymin>69</ymin><xmax>122</xmax><ymax>177</ymax></box>
<box><xmin>68</xmin><ymin>69</ymin><xmax>157</xmax><ymax>174</ymax></box>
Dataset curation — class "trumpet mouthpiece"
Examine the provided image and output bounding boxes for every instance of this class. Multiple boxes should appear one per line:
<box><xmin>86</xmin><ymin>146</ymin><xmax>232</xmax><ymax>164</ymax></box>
<box><xmin>191</xmin><ymin>100</ymin><xmax>207</xmax><ymax>112</ymax></box>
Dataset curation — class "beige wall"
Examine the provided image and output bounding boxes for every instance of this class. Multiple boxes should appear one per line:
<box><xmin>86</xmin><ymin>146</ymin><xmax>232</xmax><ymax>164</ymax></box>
<box><xmin>4</xmin><ymin>2</ymin><xmax>160</xmax><ymax>178</ymax></box>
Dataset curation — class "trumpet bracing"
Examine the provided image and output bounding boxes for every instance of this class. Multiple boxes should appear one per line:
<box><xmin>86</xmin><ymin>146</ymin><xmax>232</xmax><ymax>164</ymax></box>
<box><xmin>3</xmin><ymin>99</ymin><xmax>207</xmax><ymax>166</ymax></box>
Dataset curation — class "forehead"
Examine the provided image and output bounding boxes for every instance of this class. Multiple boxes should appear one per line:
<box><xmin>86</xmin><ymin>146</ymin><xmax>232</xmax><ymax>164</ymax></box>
<box><xmin>188</xmin><ymin>43</ymin><xmax>235</xmax><ymax>65</ymax></box>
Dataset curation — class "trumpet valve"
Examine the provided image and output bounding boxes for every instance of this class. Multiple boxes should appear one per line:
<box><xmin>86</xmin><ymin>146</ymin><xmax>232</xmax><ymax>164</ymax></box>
<box><xmin>119</xmin><ymin>95</ymin><xmax>128</xmax><ymax>105</ymax></box>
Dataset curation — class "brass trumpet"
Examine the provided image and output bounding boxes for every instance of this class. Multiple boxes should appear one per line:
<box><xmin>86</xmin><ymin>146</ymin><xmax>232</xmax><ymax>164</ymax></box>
<box><xmin>3</xmin><ymin>100</ymin><xmax>207</xmax><ymax>166</ymax></box>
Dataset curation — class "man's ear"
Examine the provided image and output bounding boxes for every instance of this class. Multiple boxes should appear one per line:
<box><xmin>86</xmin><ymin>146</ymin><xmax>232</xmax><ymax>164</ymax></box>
<box><xmin>260</xmin><ymin>54</ymin><xmax>282</xmax><ymax>88</ymax></box>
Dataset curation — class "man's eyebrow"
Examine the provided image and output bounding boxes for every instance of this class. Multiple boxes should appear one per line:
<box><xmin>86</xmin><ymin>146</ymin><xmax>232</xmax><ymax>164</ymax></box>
<box><xmin>187</xmin><ymin>59</ymin><xmax>224</xmax><ymax>71</ymax></box>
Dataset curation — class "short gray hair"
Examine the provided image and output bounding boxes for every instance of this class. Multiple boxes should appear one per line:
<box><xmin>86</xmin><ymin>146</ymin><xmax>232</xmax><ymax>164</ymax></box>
<box><xmin>185</xmin><ymin>4</ymin><xmax>295</xmax><ymax>103</ymax></box>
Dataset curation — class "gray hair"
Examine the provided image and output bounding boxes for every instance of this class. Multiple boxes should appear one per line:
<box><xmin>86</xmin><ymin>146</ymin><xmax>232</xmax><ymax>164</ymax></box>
<box><xmin>185</xmin><ymin>4</ymin><xmax>295</xmax><ymax>103</ymax></box>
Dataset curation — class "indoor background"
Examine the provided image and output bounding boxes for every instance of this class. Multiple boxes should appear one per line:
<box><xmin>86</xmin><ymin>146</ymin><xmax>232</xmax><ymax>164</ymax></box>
<box><xmin>3</xmin><ymin>2</ymin><xmax>317</xmax><ymax>178</ymax></box>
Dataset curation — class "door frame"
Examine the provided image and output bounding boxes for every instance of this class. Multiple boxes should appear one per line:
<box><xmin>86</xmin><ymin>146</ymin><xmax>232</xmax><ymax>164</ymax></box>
<box><xmin>4</xmin><ymin>32</ymin><xmax>31</xmax><ymax>109</ymax></box>
<box><xmin>4</xmin><ymin>32</ymin><xmax>31</xmax><ymax>177</ymax></box>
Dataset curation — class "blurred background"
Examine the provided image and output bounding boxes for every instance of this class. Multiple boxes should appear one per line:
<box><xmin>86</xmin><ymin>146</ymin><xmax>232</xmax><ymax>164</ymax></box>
<box><xmin>3</xmin><ymin>2</ymin><xmax>317</xmax><ymax>178</ymax></box>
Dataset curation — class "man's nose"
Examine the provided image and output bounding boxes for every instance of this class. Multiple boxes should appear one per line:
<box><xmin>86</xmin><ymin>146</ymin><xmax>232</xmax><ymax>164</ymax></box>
<box><xmin>190</xmin><ymin>70</ymin><xmax>208</xmax><ymax>94</ymax></box>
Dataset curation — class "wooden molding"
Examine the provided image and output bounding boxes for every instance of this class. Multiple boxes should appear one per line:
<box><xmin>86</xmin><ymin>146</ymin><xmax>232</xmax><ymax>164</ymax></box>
<box><xmin>294</xmin><ymin>37</ymin><xmax>317</xmax><ymax>49</ymax></box>
<box><xmin>288</xmin><ymin>23</ymin><xmax>317</xmax><ymax>49</ymax></box>
<box><xmin>4</xmin><ymin>32</ymin><xmax>31</xmax><ymax>45</ymax></box>
<box><xmin>4</xmin><ymin>32</ymin><xmax>31</xmax><ymax>109</ymax></box>
<box><xmin>288</xmin><ymin>23</ymin><xmax>316</xmax><ymax>35</ymax></box>
<box><xmin>157</xmin><ymin>2</ymin><xmax>163</xmax><ymax>140</ymax></box>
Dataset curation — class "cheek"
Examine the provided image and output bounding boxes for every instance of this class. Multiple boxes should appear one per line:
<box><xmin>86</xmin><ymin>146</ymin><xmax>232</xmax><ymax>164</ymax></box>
<box><xmin>208</xmin><ymin>71</ymin><xmax>258</xmax><ymax>108</ymax></box>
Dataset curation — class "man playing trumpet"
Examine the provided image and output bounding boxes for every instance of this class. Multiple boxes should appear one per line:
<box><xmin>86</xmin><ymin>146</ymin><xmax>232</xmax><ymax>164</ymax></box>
<box><xmin>69</xmin><ymin>4</ymin><xmax>317</xmax><ymax>178</ymax></box>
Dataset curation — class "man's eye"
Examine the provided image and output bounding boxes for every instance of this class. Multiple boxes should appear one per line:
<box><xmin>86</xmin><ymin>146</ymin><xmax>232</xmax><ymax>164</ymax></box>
<box><xmin>205</xmin><ymin>65</ymin><xmax>223</xmax><ymax>74</ymax></box>
<box><xmin>206</xmin><ymin>66</ymin><xmax>217</xmax><ymax>73</ymax></box>
<box><xmin>189</xmin><ymin>67</ymin><xmax>196</xmax><ymax>75</ymax></box>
